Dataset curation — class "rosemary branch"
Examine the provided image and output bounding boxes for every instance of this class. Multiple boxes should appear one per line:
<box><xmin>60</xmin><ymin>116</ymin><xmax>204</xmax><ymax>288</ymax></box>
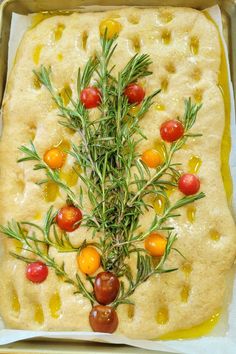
<box><xmin>113</xmin><ymin>233</ymin><xmax>178</xmax><ymax>307</ymax></box>
<box><xmin>0</xmin><ymin>211</ymin><xmax>96</xmax><ymax>305</ymax></box>
<box><xmin>18</xmin><ymin>142</ymin><xmax>79</xmax><ymax>208</ymax></box>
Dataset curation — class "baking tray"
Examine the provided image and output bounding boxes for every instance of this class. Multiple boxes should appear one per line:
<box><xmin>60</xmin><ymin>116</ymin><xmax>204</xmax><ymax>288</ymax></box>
<box><xmin>0</xmin><ymin>0</ymin><xmax>235</xmax><ymax>353</ymax></box>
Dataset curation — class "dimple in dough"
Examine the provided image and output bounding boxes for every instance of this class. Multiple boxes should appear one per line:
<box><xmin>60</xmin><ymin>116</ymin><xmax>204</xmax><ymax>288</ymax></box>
<box><xmin>0</xmin><ymin>7</ymin><xmax>236</xmax><ymax>339</ymax></box>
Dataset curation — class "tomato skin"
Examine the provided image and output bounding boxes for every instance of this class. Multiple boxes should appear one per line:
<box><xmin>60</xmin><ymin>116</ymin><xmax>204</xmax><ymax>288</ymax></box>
<box><xmin>94</xmin><ymin>272</ymin><xmax>120</xmax><ymax>305</ymax></box>
<box><xmin>89</xmin><ymin>305</ymin><xmax>118</xmax><ymax>333</ymax></box>
<box><xmin>56</xmin><ymin>206</ymin><xmax>82</xmax><ymax>232</ymax></box>
<box><xmin>26</xmin><ymin>261</ymin><xmax>48</xmax><ymax>283</ymax></box>
<box><xmin>80</xmin><ymin>87</ymin><xmax>101</xmax><ymax>109</ymax></box>
<box><xmin>124</xmin><ymin>84</ymin><xmax>145</xmax><ymax>105</ymax></box>
<box><xmin>178</xmin><ymin>173</ymin><xmax>200</xmax><ymax>195</ymax></box>
<box><xmin>43</xmin><ymin>148</ymin><xmax>65</xmax><ymax>169</ymax></box>
<box><xmin>145</xmin><ymin>232</ymin><xmax>167</xmax><ymax>257</ymax></box>
<box><xmin>77</xmin><ymin>246</ymin><xmax>101</xmax><ymax>275</ymax></box>
<box><xmin>160</xmin><ymin>120</ymin><xmax>184</xmax><ymax>143</ymax></box>
<box><xmin>99</xmin><ymin>19</ymin><xmax>121</xmax><ymax>39</ymax></box>
<box><xmin>141</xmin><ymin>149</ymin><xmax>163</xmax><ymax>168</ymax></box>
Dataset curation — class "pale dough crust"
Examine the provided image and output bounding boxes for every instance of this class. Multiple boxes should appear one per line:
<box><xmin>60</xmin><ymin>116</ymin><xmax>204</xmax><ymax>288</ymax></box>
<box><xmin>0</xmin><ymin>7</ymin><xmax>236</xmax><ymax>339</ymax></box>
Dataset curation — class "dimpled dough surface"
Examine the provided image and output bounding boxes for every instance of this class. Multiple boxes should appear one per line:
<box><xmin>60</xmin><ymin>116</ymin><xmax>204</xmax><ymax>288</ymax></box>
<box><xmin>0</xmin><ymin>7</ymin><xmax>236</xmax><ymax>339</ymax></box>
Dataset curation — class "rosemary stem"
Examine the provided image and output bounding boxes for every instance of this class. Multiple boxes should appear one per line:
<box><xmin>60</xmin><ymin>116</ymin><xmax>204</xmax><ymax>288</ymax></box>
<box><xmin>127</xmin><ymin>163</ymin><xmax>169</xmax><ymax>207</ymax></box>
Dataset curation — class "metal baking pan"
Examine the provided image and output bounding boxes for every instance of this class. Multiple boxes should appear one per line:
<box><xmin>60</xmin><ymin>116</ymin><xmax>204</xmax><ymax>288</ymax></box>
<box><xmin>0</xmin><ymin>0</ymin><xmax>235</xmax><ymax>353</ymax></box>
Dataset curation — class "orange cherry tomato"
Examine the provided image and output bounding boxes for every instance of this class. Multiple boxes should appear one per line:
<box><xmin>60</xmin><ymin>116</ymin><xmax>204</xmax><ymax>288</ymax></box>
<box><xmin>43</xmin><ymin>148</ymin><xmax>65</xmax><ymax>169</ymax></box>
<box><xmin>99</xmin><ymin>19</ymin><xmax>121</xmax><ymax>39</ymax></box>
<box><xmin>145</xmin><ymin>232</ymin><xmax>167</xmax><ymax>257</ymax></box>
<box><xmin>141</xmin><ymin>149</ymin><xmax>163</xmax><ymax>168</ymax></box>
<box><xmin>77</xmin><ymin>246</ymin><xmax>101</xmax><ymax>275</ymax></box>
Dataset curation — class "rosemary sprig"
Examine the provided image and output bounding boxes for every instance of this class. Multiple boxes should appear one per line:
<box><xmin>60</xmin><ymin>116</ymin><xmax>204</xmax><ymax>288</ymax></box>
<box><xmin>0</xmin><ymin>207</ymin><xmax>80</xmax><ymax>253</ymax></box>
<box><xmin>113</xmin><ymin>233</ymin><xmax>178</xmax><ymax>307</ymax></box>
<box><xmin>0</xmin><ymin>211</ymin><xmax>96</xmax><ymax>305</ymax></box>
<box><xmin>18</xmin><ymin>142</ymin><xmax>79</xmax><ymax>207</ymax></box>
<box><xmin>11</xmin><ymin>250</ymin><xmax>96</xmax><ymax>305</ymax></box>
<box><xmin>128</xmin><ymin>97</ymin><xmax>202</xmax><ymax>207</ymax></box>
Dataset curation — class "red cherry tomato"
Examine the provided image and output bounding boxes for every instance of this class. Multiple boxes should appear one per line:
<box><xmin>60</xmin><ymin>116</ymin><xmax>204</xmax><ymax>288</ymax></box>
<box><xmin>89</xmin><ymin>305</ymin><xmax>118</xmax><ymax>333</ymax></box>
<box><xmin>56</xmin><ymin>206</ymin><xmax>82</xmax><ymax>232</ymax></box>
<box><xmin>178</xmin><ymin>173</ymin><xmax>200</xmax><ymax>195</ymax></box>
<box><xmin>94</xmin><ymin>271</ymin><xmax>120</xmax><ymax>305</ymax></box>
<box><xmin>80</xmin><ymin>87</ymin><xmax>101</xmax><ymax>109</ymax></box>
<box><xmin>124</xmin><ymin>83</ymin><xmax>145</xmax><ymax>105</ymax></box>
<box><xmin>26</xmin><ymin>261</ymin><xmax>48</xmax><ymax>283</ymax></box>
<box><xmin>160</xmin><ymin>120</ymin><xmax>184</xmax><ymax>143</ymax></box>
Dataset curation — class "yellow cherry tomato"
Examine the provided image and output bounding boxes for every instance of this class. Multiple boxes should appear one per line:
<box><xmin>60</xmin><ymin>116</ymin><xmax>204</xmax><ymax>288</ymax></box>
<box><xmin>99</xmin><ymin>19</ymin><xmax>121</xmax><ymax>39</ymax></box>
<box><xmin>145</xmin><ymin>232</ymin><xmax>167</xmax><ymax>257</ymax></box>
<box><xmin>77</xmin><ymin>246</ymin><xmax>101</xmax><ymax>275</ymax></box>
<box><xmin>43</xmin><ymin>148</ymin><xmax>65</xmax><ymax>169</ymax></box>
<box><xmin>141</xmin><ymin>149</ymin><xmax>163</xmax><ymax>168</ymax></box>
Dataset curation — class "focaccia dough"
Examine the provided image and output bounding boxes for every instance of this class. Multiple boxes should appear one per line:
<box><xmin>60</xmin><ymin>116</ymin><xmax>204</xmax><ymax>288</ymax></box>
<box><xmin>0</xmin><ymin>7</ymin><xmax>236</xmax><ymax>339</ymax></box>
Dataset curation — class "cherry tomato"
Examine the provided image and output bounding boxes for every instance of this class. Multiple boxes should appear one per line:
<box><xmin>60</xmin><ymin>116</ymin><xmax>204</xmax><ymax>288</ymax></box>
<box><xmin>77</xmin><ymin>246</ymin><xmax>100</xmax><ymax>275</ymax></box>
<box><xmin>124</xmin><ymin>84</ymin><xmax>145</xmax><ymax>105</ymax></box>
<box><xmin>94</xmin><ymin>271</ymin><xmax>120</xmax><ymax>305</ymax></box>
<box><xmin>145</xmin><ymin>232</ymin><xmax>167</xmax><ymax>257</ymax></box>
<box><xmin>160</xmin><ymin>120</ymin><xmax>184</xmax><ymax>143</ymax></box>
<box><xmin>43</xmin><ymin>148</ymin><xmax>65</xmax><ymax>169</ymax></box>
<box><xmin>99</xmin><ymin>19</ymin><xmax>121</xmax><ymax>39</ymax></box>
<box><xmin>26</xmin><ymin>261</ymin><xmax>48</xmax><ymax>283</ymax></box>
<box><xmin>80</xmin><ymin>87</ymin><xmax>101</xmax><ymax>109</ymax></box>
<box><xmin>56</xmin><ymin>206</ymin><xmax>82</xmax><ymax>232</ymax></box>
<box><xmin>141</xmin><ymin>149</ymin><xmax>163</xmax><ymax>168</ymax></box>
<box><xmin>178</xmin><ymin>173</ymin><xmax>200</xmax><ymax>195</ymax></box>
<box><xmin>89</xmin><ymin>305</ymin><xmax>118</xmax><ymax>333</ymax></box>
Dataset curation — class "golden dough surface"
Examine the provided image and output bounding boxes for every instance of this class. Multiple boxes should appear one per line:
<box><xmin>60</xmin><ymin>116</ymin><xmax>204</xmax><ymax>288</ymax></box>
<box><xmin>0</xmin><ymin>7</ymin><xmax>236</xmax><ymax>339</ymax></box>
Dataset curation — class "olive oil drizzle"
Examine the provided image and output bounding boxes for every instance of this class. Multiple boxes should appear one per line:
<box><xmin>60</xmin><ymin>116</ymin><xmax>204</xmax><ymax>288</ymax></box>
<box><xmin>218</xmin><ymin>31</ymin><xmax>233</xmax><ymax>203</ymax></box>
<box><xmin>204</xmin><ymin>11</ymin><xmax>233</xmax><ymax>203</ymax></box>
<box><xmin>30</xmin><ymin>12</ymin><xmax>73</xmax><ymax>29</ymax></box>
<box><xmin>159</xmin><ymin>312</ymin><xmax>220</xmax><ymax>340</ymax></box>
